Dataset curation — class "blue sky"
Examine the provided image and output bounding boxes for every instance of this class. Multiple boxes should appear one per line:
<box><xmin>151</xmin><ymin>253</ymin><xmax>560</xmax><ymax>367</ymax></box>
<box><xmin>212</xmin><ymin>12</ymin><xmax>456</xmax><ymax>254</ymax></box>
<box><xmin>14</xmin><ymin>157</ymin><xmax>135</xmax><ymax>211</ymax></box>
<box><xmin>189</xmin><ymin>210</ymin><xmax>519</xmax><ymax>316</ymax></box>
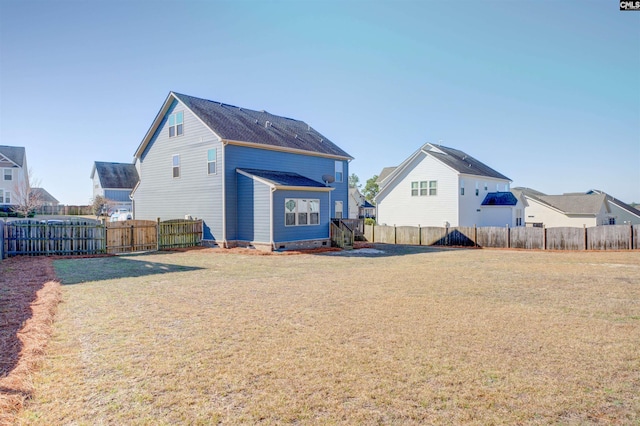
<box><xmin>1</xmin><ymin>0</ymin><xmax>638</xmax><ymax>205</ymax></box>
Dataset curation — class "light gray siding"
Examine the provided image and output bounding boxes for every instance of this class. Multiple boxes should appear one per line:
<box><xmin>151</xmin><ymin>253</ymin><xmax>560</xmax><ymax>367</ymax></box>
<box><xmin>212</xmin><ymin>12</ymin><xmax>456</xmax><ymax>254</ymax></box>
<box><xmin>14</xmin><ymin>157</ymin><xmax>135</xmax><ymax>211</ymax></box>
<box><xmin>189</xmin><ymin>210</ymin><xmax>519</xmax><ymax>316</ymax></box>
<box><xmin>133</xmin><ymin>99</ymin><xmax>224</xmax><ymax>241</ymax></box>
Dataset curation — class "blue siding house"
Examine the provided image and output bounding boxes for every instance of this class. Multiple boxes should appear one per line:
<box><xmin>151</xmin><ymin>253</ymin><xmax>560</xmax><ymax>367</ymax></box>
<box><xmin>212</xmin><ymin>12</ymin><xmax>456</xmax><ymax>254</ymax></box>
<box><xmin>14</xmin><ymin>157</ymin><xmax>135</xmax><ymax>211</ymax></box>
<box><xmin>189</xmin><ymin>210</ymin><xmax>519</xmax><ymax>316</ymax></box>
<box><xmin>132</xmin><ymin>92</ymin><xmax>353</xmax><ymax>250</ymax></box>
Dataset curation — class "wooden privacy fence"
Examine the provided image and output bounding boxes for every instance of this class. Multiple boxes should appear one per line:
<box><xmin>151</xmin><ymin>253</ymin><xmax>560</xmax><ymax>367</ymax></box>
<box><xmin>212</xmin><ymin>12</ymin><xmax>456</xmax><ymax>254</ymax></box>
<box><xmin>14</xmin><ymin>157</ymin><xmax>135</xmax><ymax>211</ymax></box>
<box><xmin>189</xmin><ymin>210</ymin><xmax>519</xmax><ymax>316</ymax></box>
<box><xmin>364</xmin><ymin>224</ymin><xmax>640</xmax><ymax>251</ymax></box>
<box><xmin>1</xmin><ymin>218</ymin><xmax>203</xmax><ymax>258</ymax></box>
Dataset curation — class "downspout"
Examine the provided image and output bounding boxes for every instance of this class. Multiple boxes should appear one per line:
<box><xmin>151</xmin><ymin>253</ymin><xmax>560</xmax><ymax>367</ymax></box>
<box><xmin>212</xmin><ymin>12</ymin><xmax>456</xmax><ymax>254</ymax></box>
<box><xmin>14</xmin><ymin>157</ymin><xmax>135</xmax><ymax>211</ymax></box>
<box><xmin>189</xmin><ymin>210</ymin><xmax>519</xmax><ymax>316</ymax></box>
<box><xmin>222</xmin><ymin>141</ymin><xmax>227</xmax><ymax>247</ymax></box>
<box><xmin>270</xmin><ymin>187</ymin><xmax>276</xmax><ymax>250</ymax></box>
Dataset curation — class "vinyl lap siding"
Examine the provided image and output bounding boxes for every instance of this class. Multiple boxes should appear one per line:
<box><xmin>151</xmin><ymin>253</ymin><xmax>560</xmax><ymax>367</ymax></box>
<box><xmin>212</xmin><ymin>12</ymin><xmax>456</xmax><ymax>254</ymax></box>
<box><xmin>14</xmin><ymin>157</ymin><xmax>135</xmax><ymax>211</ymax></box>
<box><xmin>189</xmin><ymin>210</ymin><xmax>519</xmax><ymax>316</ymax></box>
<box><xmin>458</xmin><ymin>175</ymin><xmax>510</xmax><ymax>226</ymax></box>
<box><xmin>377</xmin><ymin>154</ymin><xmax>458</xmax><ymax>227</ymax></box>
<box><xmin>134</xmin><ymin>99</ymin><xmax>223</xmax><ymax>241</ymax></box>
<box><xmin>225</xmin><ymin>144</ymin><xmax>347</xmax><ymax>240</ymax></box>
<box><xmin>237</xmin><ymin>174</ymin><xmax>271</xmax><ymax>243</ymax></box>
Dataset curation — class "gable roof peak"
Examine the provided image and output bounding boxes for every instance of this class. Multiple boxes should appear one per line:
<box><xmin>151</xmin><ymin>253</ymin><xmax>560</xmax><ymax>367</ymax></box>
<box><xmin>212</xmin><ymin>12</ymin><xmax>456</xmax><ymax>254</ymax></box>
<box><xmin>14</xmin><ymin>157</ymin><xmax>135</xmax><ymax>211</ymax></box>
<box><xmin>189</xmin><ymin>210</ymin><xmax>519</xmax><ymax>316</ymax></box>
<box><xmin>143</xmin><ymin>92</ymin><xmax>352</xmax><ymax>160</ymax></box>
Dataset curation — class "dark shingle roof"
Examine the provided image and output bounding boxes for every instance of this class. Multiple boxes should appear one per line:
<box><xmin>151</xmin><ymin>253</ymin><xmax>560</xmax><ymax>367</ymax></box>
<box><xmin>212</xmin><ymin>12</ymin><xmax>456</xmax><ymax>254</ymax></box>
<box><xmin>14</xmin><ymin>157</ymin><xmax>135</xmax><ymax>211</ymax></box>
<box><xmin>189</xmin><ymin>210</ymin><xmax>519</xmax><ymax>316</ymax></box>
<box><xmin>482</xmin><ymin>192</ymin><xmax>518</xmax><ymax>206</ymax></box>
<box><xmin>426</xmin><ymin>144</ymin><xmax>510</xmax><ymax>180</ymax></box>
<box><xmin>94</xmin><ymin>162</ymin><xmax>139</xmax><ymax>189</ymax></box>
<box><xmin>0</xmin><ymin>145</ymin><xmax>26</xmax><ymax>167</ymax></box>
<box><xmin>238</xmin><ymin>168</ymin><xmax>328</xmax><ymax>188</ymax></box>
<box><xmin>173</xmin><ymin>93</ymin><xmax>352</xmax><ymax>159</ymax></box>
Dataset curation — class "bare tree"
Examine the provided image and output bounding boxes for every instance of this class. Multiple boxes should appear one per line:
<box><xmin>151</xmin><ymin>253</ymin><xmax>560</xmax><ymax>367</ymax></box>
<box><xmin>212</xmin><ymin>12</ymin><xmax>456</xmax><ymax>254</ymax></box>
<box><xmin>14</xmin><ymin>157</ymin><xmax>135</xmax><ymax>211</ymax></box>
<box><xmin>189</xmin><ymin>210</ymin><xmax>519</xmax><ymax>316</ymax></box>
<box><xmin>11</xmin><ymin>168</ymin><xmax>44</xmax><ymax>217</ymax></box>
<box><xmin>91</xmin><ymin>195</ymin><xmax>114</xmax><ymax>218</ymax></box>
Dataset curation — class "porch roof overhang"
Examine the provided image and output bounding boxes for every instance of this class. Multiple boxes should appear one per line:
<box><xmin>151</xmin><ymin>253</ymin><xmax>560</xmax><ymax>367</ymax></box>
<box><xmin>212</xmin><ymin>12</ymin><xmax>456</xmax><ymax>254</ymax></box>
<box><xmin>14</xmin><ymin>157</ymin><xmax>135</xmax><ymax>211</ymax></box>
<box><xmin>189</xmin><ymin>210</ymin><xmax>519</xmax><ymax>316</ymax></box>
<box><xmin>236</xmin><ymin>168</ymin><xmax>334</xmax><ymax>192</ymax></box>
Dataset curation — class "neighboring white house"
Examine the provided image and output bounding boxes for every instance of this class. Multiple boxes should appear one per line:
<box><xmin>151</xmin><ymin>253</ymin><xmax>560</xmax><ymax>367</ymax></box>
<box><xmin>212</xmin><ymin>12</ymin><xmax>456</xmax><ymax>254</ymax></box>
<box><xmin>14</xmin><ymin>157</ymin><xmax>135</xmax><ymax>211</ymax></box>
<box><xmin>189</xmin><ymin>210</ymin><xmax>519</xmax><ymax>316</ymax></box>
<box><xmin>348</xmin><ymin>187</ymin><xmax>376</xmax><ymax>219</ymax></box>
<box><xmin>0</xmin><ymin>145</ymin><xmax>29</xmax><ymax>210</ymax></box>
<box><xmin>375</xmin><ymin>143</ymin><xmax>518</xmax><ymax>227</ymax></box>
<box><xmin>513</xmin><ymin>187</ymin><xmax>640</xmax><ymax>227</ymax></box>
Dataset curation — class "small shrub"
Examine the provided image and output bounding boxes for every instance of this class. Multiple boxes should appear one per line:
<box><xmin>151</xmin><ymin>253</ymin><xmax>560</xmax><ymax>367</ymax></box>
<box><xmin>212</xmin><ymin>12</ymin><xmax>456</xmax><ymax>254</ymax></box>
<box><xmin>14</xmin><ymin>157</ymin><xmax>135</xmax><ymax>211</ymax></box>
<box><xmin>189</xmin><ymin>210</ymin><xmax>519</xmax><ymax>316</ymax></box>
<box><xmin>364</xmin><ymin>218</ymin><xmax>376</xmax><ymax>226</ymax></box>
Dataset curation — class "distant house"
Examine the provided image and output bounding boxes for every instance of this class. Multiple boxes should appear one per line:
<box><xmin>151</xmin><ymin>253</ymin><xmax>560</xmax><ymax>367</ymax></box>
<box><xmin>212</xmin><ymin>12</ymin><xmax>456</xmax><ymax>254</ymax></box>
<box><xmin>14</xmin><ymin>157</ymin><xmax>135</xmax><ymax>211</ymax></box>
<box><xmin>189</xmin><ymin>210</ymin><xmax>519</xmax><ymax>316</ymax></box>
<box><xmin>0</xmin><ymin>145</ymin><xmax>28</xmax><ymax>211</ymax></box>
<box><xmin>131</xmin><ymin>92</ymin><xmax>353</xmax><ymax>250</ymax></box>
<box><xmin>90</xmin><ymin>161</ymin><xmax>139</xmax><ymax>211</ymax></box>
<box><xmin>375</xmin><ymin>143</ymin><xmax>518</xmax><ymax>227</ymax></box>
<box><xmin>348</xmin><ymin>187</ymin><xmax>375</xmax><ymax>219</ymax></box>
<box><xmin>513</xmin><ymin>187</ymin><xmax>640</xmax><ymax>227</ymax></box>
<box><xmin>31</xmin><ymin>188</ymin><xmax>59</xmax><ymax>206</ymax></box>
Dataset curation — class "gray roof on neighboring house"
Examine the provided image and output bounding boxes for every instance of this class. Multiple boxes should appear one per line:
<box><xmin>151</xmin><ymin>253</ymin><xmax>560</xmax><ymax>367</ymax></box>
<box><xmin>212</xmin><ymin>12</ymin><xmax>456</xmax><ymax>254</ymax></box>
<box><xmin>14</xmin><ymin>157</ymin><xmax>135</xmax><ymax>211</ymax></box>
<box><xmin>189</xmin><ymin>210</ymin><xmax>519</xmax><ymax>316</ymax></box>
<box><xmin>425</xmin><ymin>144</ymin><xmax>510</xmax><ymax>180</ymax></box>
<box><xmin>377</xmin><ymin>167</ymin><xmax>397</xmax><ymax>183</ymax></box>
<box><xmin>587</xmin><ymin>189</ymin><xmax>640</xmax><ymax>217</ymax></box>
<box><xmin>31</xmin><ymin>188</ymin><xmax>59</xmax><ymax>205</ymax></box>
<box><xmin>237</xmin><ymin>168</ymin><xmax>328</xmax><ymax>189</ymax></box>
<box><xmin>0</xmin><ymin>145</ymin><xmax>26</xmax><ymax>167</ymax></box>
<box><xmin>531</xmin><ymin>193</ymin><xmax>607</xmax><ymax>215</ymax></box>
<box><xmin>511</xmin><ymin>187</ymin><xmax>547</xmax><ymax>199</ymax></box>
<box><xmin>93</xmin><ymin>162</ymin><xmax>139</xmax><ymax>189</ymax></box>
<box><xmin>482</xmin><ymin>192</ymin><xmax>518</xmax><ymax>206</ymax></box>
<box><xmin>172</xmin><ymin>93</ymin><xmax>352</xmax><ymax>159</ymax></box>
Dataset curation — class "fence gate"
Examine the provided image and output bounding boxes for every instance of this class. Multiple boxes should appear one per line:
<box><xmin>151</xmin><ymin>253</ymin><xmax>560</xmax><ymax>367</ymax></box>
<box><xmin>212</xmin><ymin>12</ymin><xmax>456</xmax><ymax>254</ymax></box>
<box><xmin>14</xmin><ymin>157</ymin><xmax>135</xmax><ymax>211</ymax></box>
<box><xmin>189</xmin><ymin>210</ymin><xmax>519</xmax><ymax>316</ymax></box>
<box><xmin>106</xmin><ymin>220</ymin><xmax>158</xmax><ymax>254</ymax></box>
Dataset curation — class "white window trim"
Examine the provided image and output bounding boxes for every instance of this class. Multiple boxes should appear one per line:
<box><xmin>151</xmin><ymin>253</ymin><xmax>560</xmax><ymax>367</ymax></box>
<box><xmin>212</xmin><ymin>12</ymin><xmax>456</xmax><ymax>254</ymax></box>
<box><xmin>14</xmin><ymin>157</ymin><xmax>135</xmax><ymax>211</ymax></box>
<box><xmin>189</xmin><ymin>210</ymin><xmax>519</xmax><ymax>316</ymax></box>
<box><xmin>285</xmin><ymin>198</ymin><xmax>320</xmax><ymax>227</ymax></box>
<box><xmin>334</xmin><ymin>161</ymin><xmax>343</xmax><ymax>183</ymax></box>
<box><xmin>3</xmin><ymin>168</ymin><xmax>12</xmax><ymax>181</ymax></box>
<box><xmin>168</xmin><ymin>111</ymin><xmax>184</xmax><ymax>138</ymax></box>
<box><xmin>207</xmin><ymin>148</ymin><xmax>217</xmax><ymax>175</ymax></box>
<box><xmin>4</xmin><ymin>190</ymin><xmax>10</xmax><ymax>204</ymax></box>
<box><xmin>172</xmin><ymin>154</ymin><xmax>180</xmax><ymax>179</ymax></box>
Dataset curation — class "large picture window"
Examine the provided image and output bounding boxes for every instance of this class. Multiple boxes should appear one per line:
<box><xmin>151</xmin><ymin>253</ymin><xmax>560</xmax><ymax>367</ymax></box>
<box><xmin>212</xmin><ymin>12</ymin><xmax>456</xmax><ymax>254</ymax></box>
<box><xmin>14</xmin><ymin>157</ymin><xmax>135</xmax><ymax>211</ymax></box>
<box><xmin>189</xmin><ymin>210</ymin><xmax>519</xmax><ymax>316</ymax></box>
<box><xmin>285</xmin><ymin>199</ymin><xmax>320</xmax><ymax>226</ymax></box>
<box><xmin>168</xmin><ymin>111</ymin><xmax>184</xmax><ymax>137</ymax></box>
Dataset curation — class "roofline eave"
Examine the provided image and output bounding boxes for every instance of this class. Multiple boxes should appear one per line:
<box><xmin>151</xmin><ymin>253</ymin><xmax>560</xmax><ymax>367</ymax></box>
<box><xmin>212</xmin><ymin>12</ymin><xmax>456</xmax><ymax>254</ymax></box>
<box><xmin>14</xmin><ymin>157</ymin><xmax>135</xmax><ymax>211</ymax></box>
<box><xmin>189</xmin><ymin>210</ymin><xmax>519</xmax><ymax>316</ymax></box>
<box><xmin>223</xmin><ymin>139</ymin><xmax>353</xmax><ymax>161</ymax></box>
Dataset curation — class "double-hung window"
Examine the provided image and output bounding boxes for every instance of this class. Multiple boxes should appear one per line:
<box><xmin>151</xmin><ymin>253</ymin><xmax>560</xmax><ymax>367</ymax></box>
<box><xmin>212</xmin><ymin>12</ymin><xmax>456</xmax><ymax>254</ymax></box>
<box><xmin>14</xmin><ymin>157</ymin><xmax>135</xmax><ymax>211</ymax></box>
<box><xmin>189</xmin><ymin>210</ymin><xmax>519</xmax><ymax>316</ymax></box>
<box><xmin>172</xmin><ymin>155</ymin><xmax>180</xmax><ymax>178</ymax></box>
<box><xmin>169</xmin><ymin>111</ymin><xmax>184</xmax><ymax>137</ymax></box>
<box><xmin>460</xmin><ymin>180</ymin><xmax>465</xmax><ymax>196</ymax></box>
<box><xmin>3</xmin><ymin>169</ymin><xmax>12</xmax><ymax>181</ymax></box>
<box><xmin>207</xmin><ymin>148</ymin><xmax>217</xmax><ymax>174</ymax></box>
<box><xmin>429</xmin><ymin>180</ymin><xmax>438</xmax><ymax>196</ymax></box>
<box><xmin>285</xmin><ymin>199</ymin><xmax>320</xmax><ymax>226</ymax></box>
<box><xmin>411</xmin><ymin>181</ymin><xmax>419</xmax><ymax>196</ymax></box>
<box><xmin>335</xmin><ymin>161</ymin><xmax>343</xmax><ymax>183</ymax></box>
<box><xmin>4</xmin><ymin>191</ymin><xmax>10</xmax><ymax>204</ymax></box>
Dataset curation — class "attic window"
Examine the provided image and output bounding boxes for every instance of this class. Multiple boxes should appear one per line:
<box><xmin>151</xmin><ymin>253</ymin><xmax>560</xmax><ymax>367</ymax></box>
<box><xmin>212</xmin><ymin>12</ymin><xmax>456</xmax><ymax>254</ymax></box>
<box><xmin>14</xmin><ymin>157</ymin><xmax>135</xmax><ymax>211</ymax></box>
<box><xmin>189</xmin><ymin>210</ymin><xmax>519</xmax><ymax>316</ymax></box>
<box><xmin>169</xmin><ymin>111</ymin><xmax>184</xmax><ymax>137</ymax></box>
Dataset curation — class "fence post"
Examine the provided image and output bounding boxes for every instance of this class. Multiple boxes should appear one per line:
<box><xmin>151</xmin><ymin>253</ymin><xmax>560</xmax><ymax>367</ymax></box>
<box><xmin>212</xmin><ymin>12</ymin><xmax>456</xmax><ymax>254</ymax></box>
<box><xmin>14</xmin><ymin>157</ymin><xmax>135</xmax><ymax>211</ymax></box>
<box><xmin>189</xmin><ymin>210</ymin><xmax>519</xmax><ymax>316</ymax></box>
<box><xmin>630</xmin><ymin>223</ymin><xmax>634</xmax><ymax>250</ymax></box>
<box><xmin>583</xmin><ymin>224</ymin><xmax>587</xmax><ymax>251</ymax></box>
<box><xmin>372</xmin><ymin>223</ymin><xmax>375</xmax><ymax>243</ymax></box>
<box><xmin>0</xmin><ymin>220</ymin><xmax>4</xmax><ymax>260</ymax></box>
<box><xmin>474</xmin><ymin>224</ymin><xmax>477</xmax><ymax>248</ymax></box>
<box><xmin>543</xmin><ymin>225</ymin><xmax>547</xmax><ymax>250</ymax></box>
<box><xmin>506</xmin><ymin>224</ymin><xmax>510</xmax><ymax>249</ymax></box>
<box><xmin>130</xmin><ymin>224</ymin><xmax>135</xmax><ymax>252</ymax></box>
<box><xmin>157</xmin><ymin>217</ymin><xmax>161</xmax><ymax>251</ymax></box>
<box><xmin>418</xmin><ymin>225</ymin><xmax>421</xmax><ymax>246</ymax></box>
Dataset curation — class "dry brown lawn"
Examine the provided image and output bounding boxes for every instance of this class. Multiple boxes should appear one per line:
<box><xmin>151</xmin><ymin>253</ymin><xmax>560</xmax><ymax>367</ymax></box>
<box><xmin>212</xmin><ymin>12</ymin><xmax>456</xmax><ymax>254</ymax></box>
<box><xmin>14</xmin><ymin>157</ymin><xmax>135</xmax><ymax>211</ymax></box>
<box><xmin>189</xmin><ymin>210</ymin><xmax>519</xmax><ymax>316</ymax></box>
<box><xmin>8</xmin><ymin>246</ymin><xmax>640</xmax><ymax>425</ymax></box>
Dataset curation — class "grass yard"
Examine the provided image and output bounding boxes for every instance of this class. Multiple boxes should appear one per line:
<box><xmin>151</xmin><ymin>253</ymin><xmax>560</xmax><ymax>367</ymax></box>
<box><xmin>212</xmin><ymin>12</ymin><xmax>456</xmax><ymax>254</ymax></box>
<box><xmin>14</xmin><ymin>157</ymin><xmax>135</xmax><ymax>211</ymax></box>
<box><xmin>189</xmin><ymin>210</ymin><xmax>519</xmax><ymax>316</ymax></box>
<box><xmin>14</xmin><ymin>246</ymin><xmax>640</xmax><ymax>425</ymax></box>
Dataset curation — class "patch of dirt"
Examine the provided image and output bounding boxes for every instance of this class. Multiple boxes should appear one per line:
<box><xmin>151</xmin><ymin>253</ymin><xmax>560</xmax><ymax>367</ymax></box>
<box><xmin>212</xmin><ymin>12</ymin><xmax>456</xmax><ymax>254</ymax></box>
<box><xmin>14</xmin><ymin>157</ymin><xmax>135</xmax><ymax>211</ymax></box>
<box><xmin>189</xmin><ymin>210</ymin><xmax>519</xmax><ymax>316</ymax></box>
<box><xmin>0</xmin><ymin>257</ymin><xmax>61</xmax><ymax>425</ymax></box>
